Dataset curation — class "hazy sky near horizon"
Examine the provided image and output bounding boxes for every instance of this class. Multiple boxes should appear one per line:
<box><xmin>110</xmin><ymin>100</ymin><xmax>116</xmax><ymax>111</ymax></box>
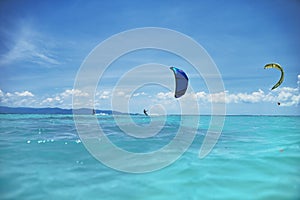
<box><xmin>0</xmin><ymin>0</ymin><xmax>299</xmax><ymax>115</ymax></box>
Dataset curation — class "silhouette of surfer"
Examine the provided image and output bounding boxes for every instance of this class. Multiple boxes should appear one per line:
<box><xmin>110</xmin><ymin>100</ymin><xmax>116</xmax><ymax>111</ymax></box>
<box><xmin>143</xmin><ymin>109</ymin><xmax>148</xmax><ymax>116</ymax></box>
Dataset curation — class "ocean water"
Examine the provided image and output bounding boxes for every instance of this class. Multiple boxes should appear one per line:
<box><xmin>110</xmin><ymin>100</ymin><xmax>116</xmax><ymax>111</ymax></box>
<box><xmin>0</xmin><ymin>114</ymin><xmax>299</xmax><ymax>200</ymax></box>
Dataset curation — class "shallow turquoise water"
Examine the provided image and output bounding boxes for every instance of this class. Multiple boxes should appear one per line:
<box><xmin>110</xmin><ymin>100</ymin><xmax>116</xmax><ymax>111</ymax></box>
<box><xmin>0</xmin><ymin>114</ymin><xmax>299</xmax><ymax>199</ymax></box>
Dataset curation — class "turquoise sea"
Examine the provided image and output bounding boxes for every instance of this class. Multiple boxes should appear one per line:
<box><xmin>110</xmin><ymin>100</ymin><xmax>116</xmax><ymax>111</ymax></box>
<box><xmin>0</xmin><ymin>114</ymin><xmax>299</xmax><ymax>199</ymax></box>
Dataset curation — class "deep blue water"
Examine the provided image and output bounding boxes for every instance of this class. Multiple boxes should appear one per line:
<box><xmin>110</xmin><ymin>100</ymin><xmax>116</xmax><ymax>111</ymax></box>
<box><xmin>0</xmin><ymin>114</ymin><xmax>299</xmax><ymax>199</ymax></box>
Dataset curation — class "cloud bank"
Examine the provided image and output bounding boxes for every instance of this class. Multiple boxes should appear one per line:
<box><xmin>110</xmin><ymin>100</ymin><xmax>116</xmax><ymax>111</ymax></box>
<box><xmin>1</xmin><ymin>75</ymin><xmax>299</xmax><ymax>111</ymax></box>
<box><xmin>1</xmin><ymin>87</ymin><xmax>299</xmax><ymax>109</ymax></box>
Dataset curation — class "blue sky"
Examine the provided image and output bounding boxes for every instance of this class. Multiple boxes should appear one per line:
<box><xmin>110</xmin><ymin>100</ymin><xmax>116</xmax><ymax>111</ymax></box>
<box><xmin>0</xmin><ymin>0</ymin><xmax>299</xmax><ymax>115</ymax></box>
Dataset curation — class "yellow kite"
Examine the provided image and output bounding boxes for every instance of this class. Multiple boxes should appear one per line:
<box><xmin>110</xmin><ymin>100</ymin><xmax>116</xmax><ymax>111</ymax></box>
<box><xmin>264</xmin><ymin>63</ymin><xmax>284</xmax><ymax>90</ymax></box>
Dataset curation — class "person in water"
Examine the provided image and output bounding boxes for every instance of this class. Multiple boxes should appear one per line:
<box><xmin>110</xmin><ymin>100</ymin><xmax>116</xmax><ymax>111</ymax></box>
<box><xmin>143</xmin><ymin>109</ymin><xmax>148</xmax><ymax>116</ymax></box>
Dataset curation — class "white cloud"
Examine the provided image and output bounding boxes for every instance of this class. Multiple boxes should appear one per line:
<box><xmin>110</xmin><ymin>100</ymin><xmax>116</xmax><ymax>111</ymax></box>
<box><xmin>40</xmin><ymin>89</ymin><xmax>90</xmax><ymax>108</ymax></box>
<box><xmin>42</xmin><ymin>96</ymin><xmax>62</xmax><ymax>104</ymax></box>
<box><xmin>96</xmin><ymin>91</ymin><xmax>111</xmax><ymax>99</ymax></box>
<box><xmin>231</xmin><ymin>89</ymin><xmax>265</xmax><ymax>103</ymax></box>
<box><xmin>0</xmin><ymin>89</ymin><xmax>36</xmax><ymax>107</ymax></box>
<box><xmin>116</xmin><ymin>91</ymin><xmax>125</xmax><ymax>97</ymax></box>
<box><xmin>42</xmin><ymin>98</ymin><xmax>54</xmax><ymax>104</ymax></box>
<box><xmin>133</xmin><ymin>92</ymin><xmax>147</xmax><ymax>97</ymax></box>
<box><xmin>156</xmin><ymin>92</ymin><xmax>173</xmax><ymax>100</ymax></box>
<box><xmin>61</xmin><ymin>89</ymin><xmax>89</xmax><ymax>97</ymax></box>
<box><xmin>0</xmin><ymin>88</ymin><xmax>92</xmax><ymax>108</ymax></box>
<box><xmin>6</xmin><ymin>93</ymin><xmax>13</xmax><ymax>97</ymax></box>
<box><xmin>14</xmin><ymin>91</ymin><xmax>34</xmax><ymax>97</ymax></box>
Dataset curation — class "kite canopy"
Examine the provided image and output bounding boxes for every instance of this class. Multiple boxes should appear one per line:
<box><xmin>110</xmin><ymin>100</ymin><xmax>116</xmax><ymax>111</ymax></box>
<box><xmin>170</xmin><ymin>67</ymin><xmax>189</xmax><ymax>98</ymax></box>
<box><xmin>264</xmin><ymin>63</ymin><xmax>284</xmax><ymax>90</ymax></box>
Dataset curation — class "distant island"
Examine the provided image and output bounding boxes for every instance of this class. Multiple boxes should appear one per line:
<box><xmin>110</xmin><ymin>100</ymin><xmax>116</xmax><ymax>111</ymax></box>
<box><xmin>0</xmin><ymin>106</ymin><xmax>129</xmax><ymax>115</ymax></box>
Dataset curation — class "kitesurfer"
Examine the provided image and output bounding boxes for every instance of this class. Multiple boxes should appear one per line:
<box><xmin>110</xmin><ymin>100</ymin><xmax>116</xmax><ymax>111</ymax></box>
<box><xmin>143</xmin><ymin>109</ymin><xmax>148</xmax><ymax>116</ymax></box>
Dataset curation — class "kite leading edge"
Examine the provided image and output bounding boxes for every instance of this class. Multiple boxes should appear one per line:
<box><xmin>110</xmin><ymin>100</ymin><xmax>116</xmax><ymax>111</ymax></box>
<box><xmin>264</xmin><ymin>63</ymin><xmax>284</xmax><ymax>90</ymax></box>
